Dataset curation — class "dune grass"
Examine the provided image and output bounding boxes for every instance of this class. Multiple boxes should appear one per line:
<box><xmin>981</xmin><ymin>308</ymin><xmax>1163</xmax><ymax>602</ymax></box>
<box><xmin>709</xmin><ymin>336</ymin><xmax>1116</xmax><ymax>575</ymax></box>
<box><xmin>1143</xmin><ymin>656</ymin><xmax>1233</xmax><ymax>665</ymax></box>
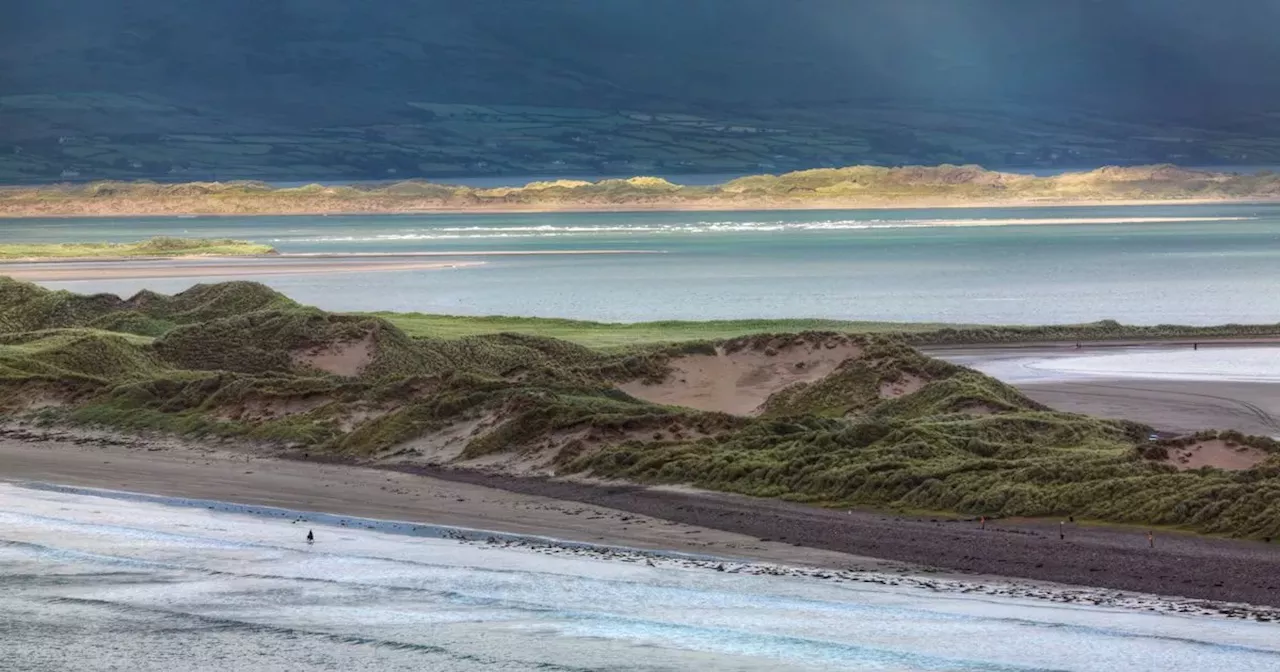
<box><xmin>0</xmin><ymin>236</ymin><xmax>275</xmax><ymax>260</ymax></box>
<box><xmin>4</xmin><ymin>276</ymin><xmax>1280</xmax><ymax>539</ymax></box>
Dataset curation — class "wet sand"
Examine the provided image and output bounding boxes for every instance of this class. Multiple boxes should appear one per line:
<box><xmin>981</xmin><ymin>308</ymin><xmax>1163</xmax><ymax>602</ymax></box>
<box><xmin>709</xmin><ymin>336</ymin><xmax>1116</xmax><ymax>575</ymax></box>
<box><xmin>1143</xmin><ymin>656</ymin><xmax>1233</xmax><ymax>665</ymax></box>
<box><xmin>0</xmin><ymin>428</ymin><xmax>873</xmax><ymax>572</ymax></box>
<box><xmin>932</xmin><ymin>342</ymin><xmax>1280</xmax><ymax>435</ymax></box>
<box><xmin>1016</xmin><ymin>379</ymin><xmax>1280</xmax><ymax>435</ymax></box>
<box><xmin>5</xmin><ymin>426</ymin><xmax>1280</xmax><ymax>610</ymax></box>
<box><xmin>0</xmin><ymin>258</ymin><xmax>484</xmax><ymax>281</ymax></box>
<box><xmin>0</xmin><ymin>250</ymin><xmax>659</xmax><ymax>281</ymax></box>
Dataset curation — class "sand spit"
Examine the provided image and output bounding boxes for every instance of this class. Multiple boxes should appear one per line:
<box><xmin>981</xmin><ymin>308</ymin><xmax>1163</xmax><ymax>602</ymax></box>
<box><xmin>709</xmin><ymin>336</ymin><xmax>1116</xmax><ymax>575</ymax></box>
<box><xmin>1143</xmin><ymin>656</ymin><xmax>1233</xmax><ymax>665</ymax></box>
<box><xmin>619</xmin><ymin>337</ymin><xmax>865</xmax><ymax>415</ymax></box>
<box><xmin>3</xmin><ymin>196</ymin><xmax>1278</xmax><ymax>220</ymax></box>
<box><xmin>0</xmin><ymin>259</ymin><xmax>484</xmax><ymax>281</ymax></box>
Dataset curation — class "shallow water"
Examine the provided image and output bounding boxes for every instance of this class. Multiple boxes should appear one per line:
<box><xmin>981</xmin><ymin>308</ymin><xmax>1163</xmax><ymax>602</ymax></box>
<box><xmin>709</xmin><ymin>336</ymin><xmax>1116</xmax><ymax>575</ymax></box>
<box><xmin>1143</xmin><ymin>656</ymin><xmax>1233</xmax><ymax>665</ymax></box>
<box><xmin>2</xmin><ymin>482</ymin><xmax>1278</xmax><ymax>671</ymax></box>
<box><xmin>7</xmin><ymin>203</ymin><xmax>1280</xmax><ymax>324</ymax></box>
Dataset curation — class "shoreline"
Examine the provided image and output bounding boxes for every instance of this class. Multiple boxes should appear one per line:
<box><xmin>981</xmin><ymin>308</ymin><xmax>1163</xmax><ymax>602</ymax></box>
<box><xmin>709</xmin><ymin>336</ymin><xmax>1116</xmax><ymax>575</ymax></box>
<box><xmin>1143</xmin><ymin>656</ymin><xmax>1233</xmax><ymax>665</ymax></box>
<box><xmin>0</xmin><ymin>250</ymin><xmax>660</xmax><ymax>281</ymax></box>
<box><xmin>0</xmin><ymin>249</ymin><xmax>661</xmax><ymax>264</ymax></box>
<box><xmin>5</xmin><ymin>425</ymin><xmax>1280</xmax><ymax>610</ymax></box>
<box><xmin>10</xmin><ymin>479</ymin><xmax>1280</xmax><ymax>623</ymax></box>
<box><xmin>0</xmin><ymin>258</ymin><xmax>488</xmax><ymax>281</ymax></box>
<box><xmin>2</xmin><ymin>196</ymin><xmax>1278</xmax><ymax>220</ymax></box>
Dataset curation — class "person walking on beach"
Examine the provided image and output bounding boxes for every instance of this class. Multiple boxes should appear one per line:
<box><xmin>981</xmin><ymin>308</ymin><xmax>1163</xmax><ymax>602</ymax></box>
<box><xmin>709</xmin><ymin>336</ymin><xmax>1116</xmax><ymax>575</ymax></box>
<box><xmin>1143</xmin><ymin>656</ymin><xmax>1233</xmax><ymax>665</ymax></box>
<box><xmin>307</xmin><ymin>529</ymin><xmax>314</xmax><ymax>545</ymax></box>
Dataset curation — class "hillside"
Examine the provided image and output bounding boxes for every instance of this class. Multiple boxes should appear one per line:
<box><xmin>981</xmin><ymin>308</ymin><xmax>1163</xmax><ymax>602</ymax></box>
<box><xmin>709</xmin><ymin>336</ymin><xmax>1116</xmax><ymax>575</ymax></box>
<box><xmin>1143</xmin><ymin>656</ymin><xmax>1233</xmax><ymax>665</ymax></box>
<box><xmin>5</xmin><ymin>2</ymin><xmax>1280</xmax><ymax>182</ymax></box>
<box><xmin>4</xmin><ymin>164</ymin><xmax>1280</xmax><ymax>217</ymax></box>
<box><xmin>3</xmin><ymin>277</ymin><xmax>1280</xmax><ymax>538</ymax></box>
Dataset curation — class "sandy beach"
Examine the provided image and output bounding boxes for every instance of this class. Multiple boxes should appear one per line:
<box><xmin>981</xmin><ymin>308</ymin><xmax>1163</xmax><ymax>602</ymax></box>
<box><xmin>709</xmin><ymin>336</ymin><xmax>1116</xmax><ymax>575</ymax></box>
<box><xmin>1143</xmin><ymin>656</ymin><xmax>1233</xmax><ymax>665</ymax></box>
<box><xmin>933</xmin><ymin>342</ymin><xmax>1280</xmax><ymax>435</ymax></box>
<box><xmin>8</xmin><ymin>480</ymin><xmax>1278</xmax><ymax>672</ymax></box>
<box><xmin>5</xmin><ymin>425</ymin><xmax>1280</xmax><ymax>611</ymax></box>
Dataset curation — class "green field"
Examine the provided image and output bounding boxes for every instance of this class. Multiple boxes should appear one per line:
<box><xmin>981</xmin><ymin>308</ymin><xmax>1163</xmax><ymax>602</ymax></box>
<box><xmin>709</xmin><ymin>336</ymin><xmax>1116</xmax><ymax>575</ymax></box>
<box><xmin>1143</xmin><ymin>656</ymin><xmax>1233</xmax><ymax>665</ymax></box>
<box><xmin>375</xmin><ymin>313</ymin><xmax>968</xmax><ymax>349</ymax></box>
<box><xmin>0</xmin><ymin>237</ymin><xmax>275</xmax><ymax>260</ymax></box>
<box><xmin>377</xmin><ymin>312</ymin><xmax>1280</xmax><ymax>349</ymax></box>
<box><xmin>4</xmin><ymin>276</ymin><xmax>1280</xmax><ymax>540</ymax></box>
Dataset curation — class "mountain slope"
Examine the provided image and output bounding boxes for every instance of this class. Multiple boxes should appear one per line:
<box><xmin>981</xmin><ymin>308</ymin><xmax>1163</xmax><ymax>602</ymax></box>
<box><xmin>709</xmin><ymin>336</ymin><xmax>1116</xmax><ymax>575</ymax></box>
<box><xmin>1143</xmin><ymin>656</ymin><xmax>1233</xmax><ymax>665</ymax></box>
<box><xmin>5</xmin><ymin>1</ymin><xmax>1280</xmax><ymax>182</ymax></box>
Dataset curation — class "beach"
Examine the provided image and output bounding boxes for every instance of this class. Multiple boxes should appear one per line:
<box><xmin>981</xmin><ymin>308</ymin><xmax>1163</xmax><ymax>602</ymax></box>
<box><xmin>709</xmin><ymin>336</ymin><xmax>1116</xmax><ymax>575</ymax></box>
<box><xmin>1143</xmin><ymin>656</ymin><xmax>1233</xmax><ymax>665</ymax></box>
<box><xmin>7</xmin><ymin>480</ymin><xmax>1280</xmax><ymax>672</ymax></box>
<box><xmin>932</xmin><ymin>342</ymin><xmax>1280</xmax><ymax>436</ymax></box>
<box><xmin>5</xmin><ymin>425</ymin><xmax>1280</xmax><ymax>611</ymax></box>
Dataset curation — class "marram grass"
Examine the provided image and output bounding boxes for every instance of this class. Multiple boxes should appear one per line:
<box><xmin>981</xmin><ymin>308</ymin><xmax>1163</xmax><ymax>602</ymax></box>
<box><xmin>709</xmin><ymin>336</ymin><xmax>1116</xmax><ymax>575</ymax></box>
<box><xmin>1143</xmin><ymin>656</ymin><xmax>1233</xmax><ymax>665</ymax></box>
<box><xmin>3</xmin><ymin>275</ymin><xmax>1279</xmax><ymax>539</ymax></box>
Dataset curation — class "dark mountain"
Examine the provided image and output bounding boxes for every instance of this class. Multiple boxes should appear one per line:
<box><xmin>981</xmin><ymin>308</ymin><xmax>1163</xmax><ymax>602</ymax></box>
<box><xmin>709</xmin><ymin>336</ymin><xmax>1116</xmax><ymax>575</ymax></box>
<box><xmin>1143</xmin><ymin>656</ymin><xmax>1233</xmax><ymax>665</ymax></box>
<box><xmin>4</xmin><ymin>0</ymin><xmax>1280</xmax><ymax>182</ymax></box>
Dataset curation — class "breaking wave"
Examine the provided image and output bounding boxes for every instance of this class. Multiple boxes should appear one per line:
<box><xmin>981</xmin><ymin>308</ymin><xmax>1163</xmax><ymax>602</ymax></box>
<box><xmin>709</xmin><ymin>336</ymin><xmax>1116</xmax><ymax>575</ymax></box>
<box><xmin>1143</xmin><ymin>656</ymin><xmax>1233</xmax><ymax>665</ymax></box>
<box><xmin>268</xmin><ymin>216</ymin><xmax>1253</xmax><ymax>242</ymax></box>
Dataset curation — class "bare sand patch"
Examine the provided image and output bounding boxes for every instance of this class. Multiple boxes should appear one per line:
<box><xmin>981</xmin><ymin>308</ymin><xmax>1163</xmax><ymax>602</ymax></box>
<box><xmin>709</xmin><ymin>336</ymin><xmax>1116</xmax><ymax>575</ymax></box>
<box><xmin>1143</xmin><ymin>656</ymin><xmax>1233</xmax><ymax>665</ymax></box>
<box><xmin>293</xmin><ymin>335</ymin><xmax>374</xmax><ymax>377</ymax></box>
<box><xmin>619</xmin><ymin>338</ymin><xmax>864</xmax><ymax>415</ymax></box>
<box><xmin>459</xmin><ymin>421</ymin><xmax>721</xmax><ymax>477</ymax></box>
<box><xmin>1166</xmin><ymin>439</ymin><xmax>1270</xmax><ymax>471</ymax></box>
<box><xmin>391</xmin><ymin>413</ymin><xmax>501</xmax><ymax>464</ymax></box>
<box><xmin>334</xmin><ymin>405</ymin><xmax>396</xmax><ymax>433</ymax></box>
<box><xmin>0</xmin><ymin>383</ymin><xmax>81</xmax><ymax>413</ymax></box>
<box><xmin>217</xmin><ymin>396</ymin><xmax>330</xmax><ymax>423</ymax></box>
<box><xmin>879</xmin><ymin>373</ymin><xmax>927</xmax><ymax>399</ymax></box>
<box><xmin>390</xmin><ymin>412</ymin><xmax>721</xmax><ymax>478</ymax></box>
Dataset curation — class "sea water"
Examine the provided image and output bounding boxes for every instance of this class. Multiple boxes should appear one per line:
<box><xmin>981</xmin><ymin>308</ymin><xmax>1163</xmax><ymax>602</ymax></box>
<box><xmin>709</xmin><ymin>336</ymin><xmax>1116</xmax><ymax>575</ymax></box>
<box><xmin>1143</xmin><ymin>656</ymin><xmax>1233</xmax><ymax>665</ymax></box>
<box><xmin>2</xmin><ymin>482</ymin><xmax>1279</xmax><ymax>671</ymax></box>
<box><xmin>5</xmin><ymin>203</ymin><xmax>1280</xmax><ymax>324</ymax></box>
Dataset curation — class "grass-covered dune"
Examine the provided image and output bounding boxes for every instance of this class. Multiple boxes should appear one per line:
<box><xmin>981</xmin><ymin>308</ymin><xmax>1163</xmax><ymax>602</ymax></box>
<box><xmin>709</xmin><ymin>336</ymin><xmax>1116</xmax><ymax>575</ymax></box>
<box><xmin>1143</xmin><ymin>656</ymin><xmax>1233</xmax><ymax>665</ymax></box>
<box><xmin>0</xmin><ymin>236</ymin><xmax>276</xmax><ymax>260</ymax></box>
<box><xmin>4</xmin><ymin>164</ymin><xmax>1280</xmax><ymax>217</ymax></box>
<box><xmin>4</xmin><ymin>276</ymin><xmax>1280</xmax><ymax>539</ymax></box>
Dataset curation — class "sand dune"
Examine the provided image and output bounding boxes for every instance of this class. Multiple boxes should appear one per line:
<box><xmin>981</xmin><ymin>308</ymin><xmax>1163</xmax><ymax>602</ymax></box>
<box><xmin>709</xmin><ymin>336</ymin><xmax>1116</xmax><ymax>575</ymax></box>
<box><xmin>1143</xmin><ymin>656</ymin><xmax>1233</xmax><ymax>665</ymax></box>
<box><xmin>1166</xmin><ymin>439</ymin><xmax>1269</xmax><ymax>471</ymax></box>
<box><xmin>619</xmin><ymin>337</ymin><xmax>865</xmax><ymax>415</ymax></box>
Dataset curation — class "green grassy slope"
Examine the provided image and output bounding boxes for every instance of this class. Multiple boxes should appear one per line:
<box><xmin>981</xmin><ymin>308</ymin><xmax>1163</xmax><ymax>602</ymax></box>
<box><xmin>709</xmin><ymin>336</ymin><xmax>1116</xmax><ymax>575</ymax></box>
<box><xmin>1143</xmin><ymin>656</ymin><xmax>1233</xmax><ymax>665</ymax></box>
<box><xmin>3</xmin><ymin>276</ymin><xmax>1279</xmax><ymax>538</ymax></box>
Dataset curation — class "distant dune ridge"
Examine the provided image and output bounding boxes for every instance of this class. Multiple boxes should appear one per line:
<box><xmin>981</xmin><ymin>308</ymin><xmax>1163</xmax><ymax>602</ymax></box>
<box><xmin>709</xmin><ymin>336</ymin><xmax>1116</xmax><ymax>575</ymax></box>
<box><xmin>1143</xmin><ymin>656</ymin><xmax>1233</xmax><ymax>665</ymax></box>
<box><xmin>3</xmin><ymin>277</ymin><xmax>1280</xmax><ymax>539</ymax></box>
<box><xmin>3</xmin><ymin>164</ymin><xmax>1279</xmax><ymax>217</ymax></box>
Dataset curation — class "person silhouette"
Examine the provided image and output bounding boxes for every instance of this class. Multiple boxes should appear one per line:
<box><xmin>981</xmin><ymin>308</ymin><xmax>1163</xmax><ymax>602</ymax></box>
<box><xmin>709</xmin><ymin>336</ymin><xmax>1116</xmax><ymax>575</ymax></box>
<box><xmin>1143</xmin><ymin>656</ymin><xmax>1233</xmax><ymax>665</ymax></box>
<box><xmin>306</xmin><ymin>529</ymin><xmax>314</xmax><ymax>545</ymax></box>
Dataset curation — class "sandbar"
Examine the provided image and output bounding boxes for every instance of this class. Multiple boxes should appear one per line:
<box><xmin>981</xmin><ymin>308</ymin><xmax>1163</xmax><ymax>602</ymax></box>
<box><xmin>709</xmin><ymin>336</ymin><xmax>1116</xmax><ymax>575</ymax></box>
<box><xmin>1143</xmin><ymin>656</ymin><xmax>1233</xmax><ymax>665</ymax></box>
<box><xmin>0</xmin><ymin>259</ymin><xmax>486</xmax><ymax>281</ymax></box>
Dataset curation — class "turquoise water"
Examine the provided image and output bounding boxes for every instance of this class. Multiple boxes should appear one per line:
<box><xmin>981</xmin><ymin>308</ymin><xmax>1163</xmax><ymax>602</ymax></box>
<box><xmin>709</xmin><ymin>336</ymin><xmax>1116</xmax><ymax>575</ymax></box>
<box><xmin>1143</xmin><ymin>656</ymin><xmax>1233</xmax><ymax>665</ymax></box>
<box><xmin>6</xmin><ymin>203</ymin><xmax>1280</xmax><ymax>323</ymax></box>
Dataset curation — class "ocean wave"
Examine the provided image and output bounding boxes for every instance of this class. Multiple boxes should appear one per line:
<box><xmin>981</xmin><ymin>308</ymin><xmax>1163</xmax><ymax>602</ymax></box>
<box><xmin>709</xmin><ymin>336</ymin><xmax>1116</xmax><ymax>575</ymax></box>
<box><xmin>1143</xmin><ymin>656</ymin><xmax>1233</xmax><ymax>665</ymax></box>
<box><xmin>267</xmin><ymin>216</ymin><xmax>1255</xmax><ymax>242</ymax></box>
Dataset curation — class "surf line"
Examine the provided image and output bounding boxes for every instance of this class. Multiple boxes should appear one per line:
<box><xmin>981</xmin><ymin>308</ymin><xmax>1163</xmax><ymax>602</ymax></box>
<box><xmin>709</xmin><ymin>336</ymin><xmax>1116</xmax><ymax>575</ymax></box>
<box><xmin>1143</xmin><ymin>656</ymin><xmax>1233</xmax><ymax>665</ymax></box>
<box><xmin>16</xmin><ymin>481</ymin><xmax>725</xmax><ymax>562</ymax></box>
